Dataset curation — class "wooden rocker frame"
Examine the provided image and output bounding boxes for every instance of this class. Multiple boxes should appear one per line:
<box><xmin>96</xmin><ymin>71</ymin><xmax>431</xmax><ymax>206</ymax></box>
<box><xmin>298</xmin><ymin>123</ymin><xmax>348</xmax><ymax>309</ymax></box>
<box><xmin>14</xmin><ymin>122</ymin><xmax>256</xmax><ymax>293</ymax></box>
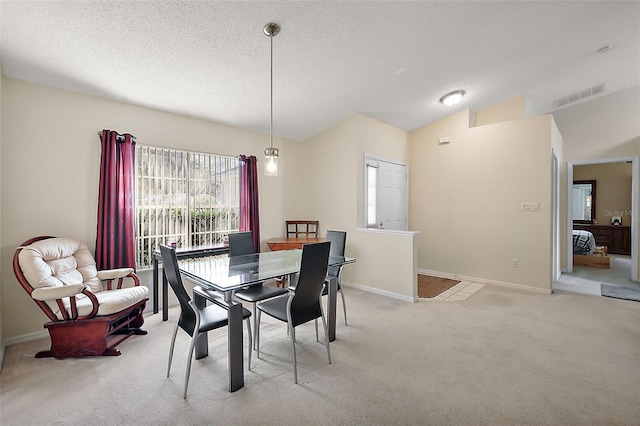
<box><xmin>13</xmin><ymin>236</ymin><xmax>148</xmax><ymax>358</ymax></box>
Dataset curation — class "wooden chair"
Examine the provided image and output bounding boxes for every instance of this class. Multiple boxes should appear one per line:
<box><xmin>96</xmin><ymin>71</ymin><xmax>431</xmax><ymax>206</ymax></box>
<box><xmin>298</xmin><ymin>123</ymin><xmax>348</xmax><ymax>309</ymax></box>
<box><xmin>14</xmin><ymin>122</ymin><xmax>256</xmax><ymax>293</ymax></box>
<box><xmin>13</xmin><ymin>236</ymin><xmax>148</xmax><ymax>358</ymax></box>
<box><xmin>273</xmin><ymin>221</ymin><xmax>320</xmax><ymax>288</ymax></box>
<box><xmin>286</xmin><ymin>220</ymin><xmax>319</xmax><ymax>238</ymax></box>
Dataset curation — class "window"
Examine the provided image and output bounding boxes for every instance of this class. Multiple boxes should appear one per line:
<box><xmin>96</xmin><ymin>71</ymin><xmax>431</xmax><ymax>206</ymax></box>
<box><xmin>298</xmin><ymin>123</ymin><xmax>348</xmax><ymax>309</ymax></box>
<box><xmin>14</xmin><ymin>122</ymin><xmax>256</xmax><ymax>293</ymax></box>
<box><xmin>365</xmin><ymin>159</ymin><xmax>378</xmax><ymax>228</ymax></box>
<box><xmin>135</xmin><ymin>145</ymin><xmax>240</xmax><ymax>268</ymax></box>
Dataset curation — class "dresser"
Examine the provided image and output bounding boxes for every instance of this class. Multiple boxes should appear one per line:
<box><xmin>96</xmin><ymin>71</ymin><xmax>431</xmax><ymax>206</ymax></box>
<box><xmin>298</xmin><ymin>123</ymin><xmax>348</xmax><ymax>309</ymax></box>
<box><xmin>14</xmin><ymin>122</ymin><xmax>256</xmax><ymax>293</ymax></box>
<box><xmin>573</xmin><ymin>224</ymin><xmax>631</xmax><ymax>255</ymax></box>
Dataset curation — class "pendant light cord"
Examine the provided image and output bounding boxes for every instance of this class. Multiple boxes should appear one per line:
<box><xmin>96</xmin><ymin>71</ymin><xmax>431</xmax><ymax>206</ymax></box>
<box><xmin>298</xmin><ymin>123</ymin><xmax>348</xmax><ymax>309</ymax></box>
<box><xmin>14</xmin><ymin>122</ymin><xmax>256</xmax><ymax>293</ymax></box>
<box><xmin>269</xmin><ymin>31</ymin><xmax>274</xmax><ymax>149</ymax></box>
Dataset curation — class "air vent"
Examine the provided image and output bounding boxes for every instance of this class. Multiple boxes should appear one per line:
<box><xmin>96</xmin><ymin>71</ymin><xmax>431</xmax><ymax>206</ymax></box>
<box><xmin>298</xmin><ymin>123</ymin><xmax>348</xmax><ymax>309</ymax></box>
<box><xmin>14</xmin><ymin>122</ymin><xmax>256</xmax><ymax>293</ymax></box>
<box><xmin>554</xmin><ymin>84</ymin><xmax>605</xmax><ymax>108</ymax></box>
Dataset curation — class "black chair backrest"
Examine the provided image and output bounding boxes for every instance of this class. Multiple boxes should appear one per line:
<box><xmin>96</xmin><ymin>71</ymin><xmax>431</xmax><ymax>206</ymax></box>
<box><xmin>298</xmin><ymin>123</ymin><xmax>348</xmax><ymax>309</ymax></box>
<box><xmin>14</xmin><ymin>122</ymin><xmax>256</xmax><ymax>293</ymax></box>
<box><xmin>159</xmin><ymin>245</ymin><xmax>197</xmax><ymax>335</ymax></box>
<box><xmin>228</xmin><ymin>232</ymin><xmax>256</xmax><ymax>258</ymax></box>
<box><xmin>291</xmin><ymin>242</ymin><xmax>330</xmax><ymax>318</ymax></box>
<box><xmin>326</xmin><ymin>230</ymin><xmax>346</xmax><ymax>276</ymax></box>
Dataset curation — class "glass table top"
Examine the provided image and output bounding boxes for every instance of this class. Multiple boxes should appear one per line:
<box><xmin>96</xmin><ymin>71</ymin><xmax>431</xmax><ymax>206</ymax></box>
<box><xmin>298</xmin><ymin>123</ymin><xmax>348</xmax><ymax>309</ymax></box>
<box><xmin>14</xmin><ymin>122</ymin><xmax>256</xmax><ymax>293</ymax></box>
<box><xmin>179</xmin><ymin>249</ymin><xmax>355</xmax><ymax>292</ymax></box>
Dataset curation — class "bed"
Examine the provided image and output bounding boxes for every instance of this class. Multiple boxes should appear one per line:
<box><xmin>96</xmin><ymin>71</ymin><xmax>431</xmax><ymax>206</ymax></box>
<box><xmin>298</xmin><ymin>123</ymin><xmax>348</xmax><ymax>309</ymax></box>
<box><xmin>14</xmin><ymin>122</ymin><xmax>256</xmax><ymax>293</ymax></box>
<box><xmin>572</xmin><ymin>229</ymin><xmax>596</xmax><ymax>255</ymax></box>
<box><xmin>572</xmin><ymin>229</ymin><xmax>610</xmax><ymax>268</ymax></box>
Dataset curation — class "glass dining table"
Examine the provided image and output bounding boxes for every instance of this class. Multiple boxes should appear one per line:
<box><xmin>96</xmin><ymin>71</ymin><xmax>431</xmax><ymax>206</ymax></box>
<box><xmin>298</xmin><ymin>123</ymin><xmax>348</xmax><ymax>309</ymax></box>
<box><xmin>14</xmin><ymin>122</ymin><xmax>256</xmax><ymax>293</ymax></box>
<box><xmin>178</xmin><ymin>249</ymin><xmax>355</xmax><ymax>392</ymax></box>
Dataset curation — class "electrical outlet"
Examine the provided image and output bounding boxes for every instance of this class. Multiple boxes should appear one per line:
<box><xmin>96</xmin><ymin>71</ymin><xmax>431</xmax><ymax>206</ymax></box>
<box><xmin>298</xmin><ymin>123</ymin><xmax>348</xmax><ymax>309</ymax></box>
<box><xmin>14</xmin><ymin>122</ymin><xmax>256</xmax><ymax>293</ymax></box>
<box><xmin>520</xmin><ymin>202</ymin><xmax>540</xmax><ymax>211</ymax></box>
<box><xmin>512</xmin><ymin>258</ymin><xmax>519</xmax><ymax>268</ymax></box>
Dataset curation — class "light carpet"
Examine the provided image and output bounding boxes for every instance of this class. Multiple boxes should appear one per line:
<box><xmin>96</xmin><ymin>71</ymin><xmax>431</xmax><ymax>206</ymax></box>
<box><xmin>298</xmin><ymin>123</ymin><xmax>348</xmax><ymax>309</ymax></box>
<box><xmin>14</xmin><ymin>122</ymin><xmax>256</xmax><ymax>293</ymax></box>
<box><xmin>1</xmin><ymin>285</ymin><xmax>639</xmax><ymax>425</ymax></box>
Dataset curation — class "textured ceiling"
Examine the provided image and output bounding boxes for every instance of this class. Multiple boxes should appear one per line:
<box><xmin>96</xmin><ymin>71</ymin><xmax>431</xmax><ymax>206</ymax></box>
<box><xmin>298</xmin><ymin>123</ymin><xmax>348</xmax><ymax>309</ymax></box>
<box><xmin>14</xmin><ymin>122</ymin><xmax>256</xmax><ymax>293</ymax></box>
<box><xmin>1</xmin><ymin>1</ymin><xmax>639</xmax><ymax>141</ymax></box>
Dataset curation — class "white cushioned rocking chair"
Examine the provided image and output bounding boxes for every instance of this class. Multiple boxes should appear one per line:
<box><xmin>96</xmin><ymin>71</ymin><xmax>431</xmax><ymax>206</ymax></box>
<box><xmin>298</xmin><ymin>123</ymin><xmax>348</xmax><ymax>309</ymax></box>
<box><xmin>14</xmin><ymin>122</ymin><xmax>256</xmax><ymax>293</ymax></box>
<box><xmin>13</xmin><ymin>236</ymin><xmax>149</xmax><ymax>358</ymax></box>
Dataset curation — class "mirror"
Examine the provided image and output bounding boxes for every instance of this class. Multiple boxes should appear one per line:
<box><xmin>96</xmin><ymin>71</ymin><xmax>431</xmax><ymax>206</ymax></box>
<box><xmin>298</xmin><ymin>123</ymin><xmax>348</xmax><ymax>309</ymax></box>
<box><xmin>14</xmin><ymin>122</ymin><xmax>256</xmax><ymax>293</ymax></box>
<box><xmin>572</xmin><ymin>180</ymin><xmax>596</xmax><ymax>224</ymax></box>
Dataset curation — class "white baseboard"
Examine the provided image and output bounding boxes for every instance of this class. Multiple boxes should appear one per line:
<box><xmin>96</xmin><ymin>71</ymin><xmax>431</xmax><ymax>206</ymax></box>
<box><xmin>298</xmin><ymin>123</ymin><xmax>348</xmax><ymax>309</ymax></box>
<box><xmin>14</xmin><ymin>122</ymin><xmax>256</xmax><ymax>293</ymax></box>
<box><xmin>417</xmin><ymin>269</ymin><xmax>552</xmax><ymax>295</ymax></box>
<box><xmin>341</xmin><ymin>281</ymin><xmax>416</xmax><ymax>303</ymax></box>
<box><xmin>4</xmin><ymin>330</ymin><xmax>49</xmax><ymax>348</ymax></box>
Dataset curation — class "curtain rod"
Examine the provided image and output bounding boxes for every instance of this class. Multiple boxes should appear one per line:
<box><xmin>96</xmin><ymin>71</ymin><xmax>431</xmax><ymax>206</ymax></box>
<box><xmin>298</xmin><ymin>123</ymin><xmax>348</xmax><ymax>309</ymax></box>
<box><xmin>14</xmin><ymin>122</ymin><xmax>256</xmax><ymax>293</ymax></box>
<box><xmin>96</xmin><ymin>130</ymin><xmax>137</xmax><ymax>142</ymax></box>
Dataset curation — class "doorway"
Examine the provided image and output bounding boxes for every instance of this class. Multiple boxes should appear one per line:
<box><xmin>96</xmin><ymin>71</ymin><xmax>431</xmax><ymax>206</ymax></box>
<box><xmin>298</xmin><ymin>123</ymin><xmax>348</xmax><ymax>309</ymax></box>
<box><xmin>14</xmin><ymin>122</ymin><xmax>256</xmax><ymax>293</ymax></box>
<box><xmin>560</xmin><ymin>156</ymin><xmax>639</xmax><ymax>295</ymax></box>
<box><xmin>552</xmin><ymin>149</ymin><xmax>560</xmax><ymax>282</ymax></box>
<box><xmin>379</xmin><ymin>161</ymin><xmax>408</xmax><ymax>231</ymax></box>
<box><xmin>364</xmin><ymin>154</ymin><xmax>408</xmax><ymax>231</ymax></box>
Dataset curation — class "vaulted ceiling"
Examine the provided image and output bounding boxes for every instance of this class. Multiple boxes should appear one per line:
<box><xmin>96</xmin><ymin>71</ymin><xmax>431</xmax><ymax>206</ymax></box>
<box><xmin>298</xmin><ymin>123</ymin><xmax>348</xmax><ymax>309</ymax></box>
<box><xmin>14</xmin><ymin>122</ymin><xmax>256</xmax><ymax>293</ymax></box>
<box><xmin>1</xmin><ymin>1</ymin><xmax>638</xmax><ymax>141</ymax></box>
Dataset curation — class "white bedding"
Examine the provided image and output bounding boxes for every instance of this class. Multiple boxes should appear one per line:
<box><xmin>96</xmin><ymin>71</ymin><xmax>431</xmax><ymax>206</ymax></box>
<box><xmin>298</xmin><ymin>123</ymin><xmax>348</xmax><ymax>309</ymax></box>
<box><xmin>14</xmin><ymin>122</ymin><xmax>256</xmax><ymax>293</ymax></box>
<box><xmin>572</xmin><ymin>230</ymin><xmax>596</xmax><ymax>255</ymax></box>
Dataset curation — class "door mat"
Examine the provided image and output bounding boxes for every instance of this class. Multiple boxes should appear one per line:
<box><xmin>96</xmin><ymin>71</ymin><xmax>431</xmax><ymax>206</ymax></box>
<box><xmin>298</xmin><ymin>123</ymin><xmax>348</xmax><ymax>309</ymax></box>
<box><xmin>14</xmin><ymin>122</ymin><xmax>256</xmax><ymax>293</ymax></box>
<box><xmin>418</xmin><ymin>274</ymin><xmax>461</xmax><ymax>298</ymax></box>
<box><xmin>601</xmin><ymin>283</ymin><xmax>640</xmax><ymax>302</ymax></box>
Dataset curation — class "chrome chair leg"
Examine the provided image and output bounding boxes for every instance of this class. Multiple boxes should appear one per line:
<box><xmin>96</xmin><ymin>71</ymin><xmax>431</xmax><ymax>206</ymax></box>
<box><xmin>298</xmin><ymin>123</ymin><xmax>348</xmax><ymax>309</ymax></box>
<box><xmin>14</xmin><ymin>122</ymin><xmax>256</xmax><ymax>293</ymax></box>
<box><xmin>320</xmin><ymin>309</ymin><xmax>331</xmax><ymax>364</ymax></box>
<box><xmin>245</xmin><ymin>317</ymin><xmax>252</xmax><ymax>371</ymax></box>
<box><xmin>251</xmin><ymin>303</ymin><xmax>258</xmax><ymax>350</ymax></box>
<box><xmin>167</xmin><ymin>321</ymin><xmax>179</xmax><ymax>377</ymax></box>
<box><xmin>256</xmin><ymin>310</ymin><xmax>261</xmax><ymax>359</ymax></box>
<box><xmin>184</xmin><ymin>333</ymin><xmax>197</xmax><ymax>399</ymax></box>
<box><xmin>340</xmin><ymin>288</ymin><xmax>348</xmax><ymax>326</ymax></box>
<box><xmin>315</xmin><ymin>319</ymin><xmax>319</xmax><ymax>342</ymax></box>
<box><xmin>183</xmin><ymin>302</ymin><xmax>202</xmax><ymax>400</ymax></box>
<box><xmin>289</xmin><ymin>322</ymin><xmax>298</xmax><ymax>384</ymax></box>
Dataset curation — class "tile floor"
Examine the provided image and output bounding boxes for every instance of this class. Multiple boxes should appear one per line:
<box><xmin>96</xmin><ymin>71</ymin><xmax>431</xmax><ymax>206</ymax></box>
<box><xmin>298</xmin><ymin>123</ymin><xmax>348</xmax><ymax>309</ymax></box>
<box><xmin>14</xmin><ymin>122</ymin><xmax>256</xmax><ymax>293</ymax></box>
<box><xmin>421</xmin><ymin>280</ymin><xmax>485</xmax><ymax>302</ymax></box>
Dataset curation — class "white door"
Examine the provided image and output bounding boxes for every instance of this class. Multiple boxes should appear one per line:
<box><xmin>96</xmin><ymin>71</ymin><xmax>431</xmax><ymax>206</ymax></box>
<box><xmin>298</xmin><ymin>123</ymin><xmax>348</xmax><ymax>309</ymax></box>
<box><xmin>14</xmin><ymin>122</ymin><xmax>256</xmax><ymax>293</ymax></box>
<box><xmin>379</xmin><ymin>161</ymin><xmax>407</xmax><ymax>230</ymax></box>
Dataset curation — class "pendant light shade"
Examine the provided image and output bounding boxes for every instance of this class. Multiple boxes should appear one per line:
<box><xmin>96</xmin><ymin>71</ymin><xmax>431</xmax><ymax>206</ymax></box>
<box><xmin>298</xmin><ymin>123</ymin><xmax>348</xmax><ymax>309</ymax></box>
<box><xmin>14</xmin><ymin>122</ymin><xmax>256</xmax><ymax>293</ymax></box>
<box><xmin>264</xmin><ymin>147</ymin><xmax>279</xmax><ymax>177</ymax></box>
<box><xmin>264</xmin><ymin>23</ymin><xmax>280</xmax><ymax>176</ymax></box>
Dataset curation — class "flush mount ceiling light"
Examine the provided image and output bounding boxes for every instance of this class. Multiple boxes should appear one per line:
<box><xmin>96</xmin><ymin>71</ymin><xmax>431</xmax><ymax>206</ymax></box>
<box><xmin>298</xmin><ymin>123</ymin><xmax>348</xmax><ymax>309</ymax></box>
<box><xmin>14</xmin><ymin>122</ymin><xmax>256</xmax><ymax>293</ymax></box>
<box><xmin>264</xmin><ymin>22</ymin><xmax>280</xmax><ymax>177</ymax></box>
<box><xmin>439</xmin><ymin>90</ymin><xmax>465</xmax><ymax>106</ymax></box>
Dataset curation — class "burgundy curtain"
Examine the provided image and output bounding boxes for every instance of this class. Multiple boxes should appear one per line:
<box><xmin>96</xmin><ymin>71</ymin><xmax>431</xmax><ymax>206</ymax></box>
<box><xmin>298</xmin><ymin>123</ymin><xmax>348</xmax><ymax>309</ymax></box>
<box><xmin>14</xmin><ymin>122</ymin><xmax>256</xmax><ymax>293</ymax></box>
<box><xmin>239</xmin><ymin>155</ymin><xmax>260</xmax><ymax>252</ymax></box>
<box><xmin>95</xmin><ymin>130</ymin><xmax>137</xmax><ymax>270</ymax></box>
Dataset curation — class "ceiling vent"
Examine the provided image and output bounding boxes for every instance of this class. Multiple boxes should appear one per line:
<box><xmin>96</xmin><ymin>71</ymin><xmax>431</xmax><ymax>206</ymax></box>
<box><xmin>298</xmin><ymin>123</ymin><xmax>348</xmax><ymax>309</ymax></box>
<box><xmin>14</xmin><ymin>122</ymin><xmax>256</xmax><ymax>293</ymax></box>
<box><xmin>554</xmin><ymin>83</ymin><xmax>605</xmax><ymax>109</ymax></box>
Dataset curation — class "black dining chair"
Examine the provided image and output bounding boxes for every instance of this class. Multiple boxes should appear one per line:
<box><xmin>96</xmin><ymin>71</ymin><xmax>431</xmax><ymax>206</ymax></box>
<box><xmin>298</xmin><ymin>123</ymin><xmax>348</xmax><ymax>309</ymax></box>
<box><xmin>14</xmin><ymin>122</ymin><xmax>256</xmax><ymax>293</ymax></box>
<box><xmin>159</xmin><ymin>245</ymin><xmax>253</xmax><ymax>399</ymax></box>
<box><xmin>323</xmin><ymin>230</ymin><xmax>348</xmax><ymax>325</ymax></box>
<box><xmin>231</xmin><ymin>232</ymin><xmax>288</xmax><ymax>350</ymax></box>
<box><xmin>255</xmin><ymin>241</ymin><xmax>332</xmax><ymax>384</ymax></box>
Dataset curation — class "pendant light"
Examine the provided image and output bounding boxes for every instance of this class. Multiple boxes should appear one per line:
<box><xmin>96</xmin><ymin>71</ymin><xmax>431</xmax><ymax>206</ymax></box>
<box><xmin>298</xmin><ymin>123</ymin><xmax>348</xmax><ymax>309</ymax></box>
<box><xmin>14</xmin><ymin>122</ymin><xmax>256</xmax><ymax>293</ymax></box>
<box><xmin>264</xmin><ymin>23</ymin><xmax>280</xmax><ymax>177</ymax></box>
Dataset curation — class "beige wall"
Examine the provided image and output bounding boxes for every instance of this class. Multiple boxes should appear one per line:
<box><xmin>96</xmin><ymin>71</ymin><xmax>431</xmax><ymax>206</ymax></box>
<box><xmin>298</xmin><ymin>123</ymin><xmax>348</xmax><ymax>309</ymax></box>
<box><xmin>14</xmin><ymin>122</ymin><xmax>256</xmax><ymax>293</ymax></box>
<box><xmin>553</xmin><ymin>85</ymin><xmax>640</xmax><ymax>276</ymax></box>
<box><xmin>475</xmin><ymin>95</ymin><xmax>528</xmax><ymax>127</ymax></box>
<box><xmin>574</xmin><ymin>162</ymin><xmax>633</xmax><ymax>226</ymax></box>
<box><xmin>0</xmin><ymin>65</ymin><xmax>4</xmax><ymax>366</ymax></box>
<box><xmin>0</xmin><ymin>77</ymin><xmax>295</xmax><ymax>340</ymax></box>
<box><xmin>554</xmin><ymin>86</ymin><xmax>640</xmax><ymax>161</ymax></box>
<box><xmin>2</xmin><ymin>75</ymin><xmax>632</xmax><ymax>343</ymax></box>
<box><xmin>348</xmin><ymin>230</ymin><xmax>418</xmax><ymax>300</ymax></box>
<box><xmin>0</xmin><ymin>80</ymin><xmax>417</xmax><ymax>341</ymax></box>
<box><xmin>408</xmin><ymin>108</ymin><xmax>557</xmax><ymax>292</ymax></box>
<box><xmin>287</xmin><ymin>114</ymin><xmax>417</xmax><ymax>300</ymax></box>
<box><xmin>286</xmin><ymin>113</ymin><xmax>409</xmax><ymax>231</ymax></box>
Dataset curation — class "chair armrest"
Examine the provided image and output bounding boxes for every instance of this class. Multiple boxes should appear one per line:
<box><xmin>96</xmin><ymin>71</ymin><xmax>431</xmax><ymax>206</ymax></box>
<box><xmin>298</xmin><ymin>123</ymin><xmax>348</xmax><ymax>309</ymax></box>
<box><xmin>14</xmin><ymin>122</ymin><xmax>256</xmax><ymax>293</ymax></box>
<box><xmin>31</xmin><ymin>284</ymin><xmax>86</xmax><ymax>301</ymax></box>
<box><xmin>97</xmin><ymin>268</ymin><xmax>135</xmax><ymax>281</ymax></box>
<box><xmin>98</xmin><ymin>268</ymin><xmax>140</xmax><ymax>290</ymax></box>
